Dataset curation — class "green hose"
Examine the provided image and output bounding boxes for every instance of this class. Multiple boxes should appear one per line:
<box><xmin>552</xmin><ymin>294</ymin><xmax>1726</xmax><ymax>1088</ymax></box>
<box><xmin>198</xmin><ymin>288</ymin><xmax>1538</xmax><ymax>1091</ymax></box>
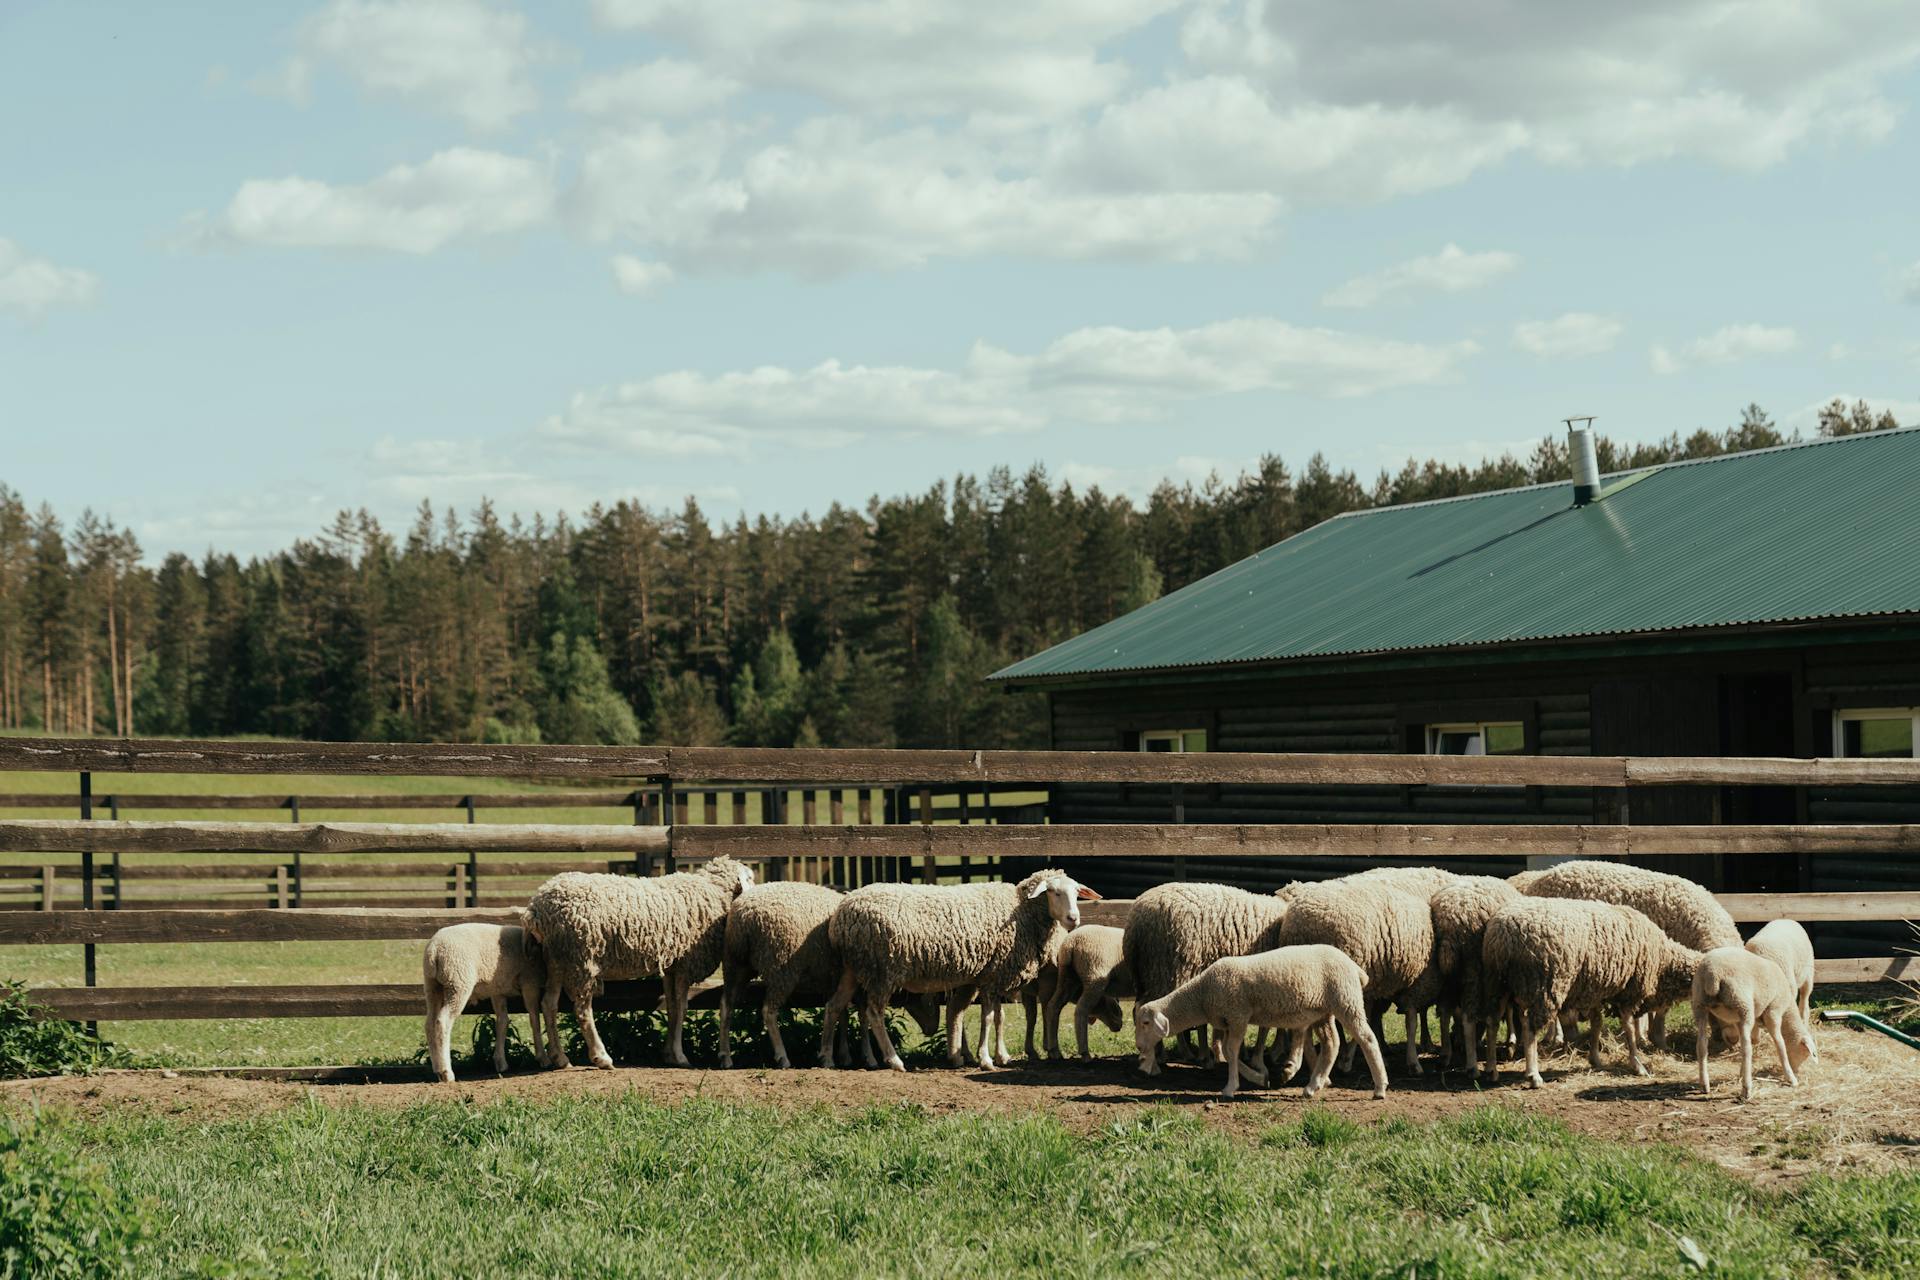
<box><xmin>1819</xmin><ymin>1010</ymin><xmax>1920</xmax><ymax>1050</ymax></box>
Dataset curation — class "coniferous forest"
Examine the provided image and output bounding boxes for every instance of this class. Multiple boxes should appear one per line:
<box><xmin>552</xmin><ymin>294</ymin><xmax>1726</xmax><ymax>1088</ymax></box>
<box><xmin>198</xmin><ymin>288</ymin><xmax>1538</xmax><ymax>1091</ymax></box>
<box><xmin>0</xmin><ymin>401</ymin><xmax>1898</xmax><ymax>749</ymax></box>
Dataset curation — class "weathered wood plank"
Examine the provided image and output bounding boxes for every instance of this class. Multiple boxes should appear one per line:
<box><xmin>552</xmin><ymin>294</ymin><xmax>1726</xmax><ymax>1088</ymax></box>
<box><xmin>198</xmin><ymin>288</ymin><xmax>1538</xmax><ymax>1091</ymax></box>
<box><xmin>0</xmin><ymin>737</ymin><xmax>669</xmax><ymax>778</ymax></box>
<box><xmin>1715</xmin><ymin>892</ymin><xmax>1920</xmax><ymax>923</ymax></box>
<box><xmin>28</xmin><ymin>980</ymin><xmax>672</xmax><ymax>1021</ymax></box>
<box><xmin>0</xmin><ymin>792</ymin><xmax>643</xmax><ymax>811</ymax></box>
<box><xmin>677</xmin><ymin>822</ymin><xmax>1920</xmax><ymax>860</ymax></box>
<box><xmin>0</xmin><ymin>907</ymin><xmax>521</xmax><ymax>945</ymax></box>
<box><xmin>1813</xmin><ymin>957</ymin><xmax>1920</xmax><ymax>984</ymax></box>
<box><xmin>0</xmin><ymin>819</ymin><xmax>671</xmax><ymax>856</ymax></box>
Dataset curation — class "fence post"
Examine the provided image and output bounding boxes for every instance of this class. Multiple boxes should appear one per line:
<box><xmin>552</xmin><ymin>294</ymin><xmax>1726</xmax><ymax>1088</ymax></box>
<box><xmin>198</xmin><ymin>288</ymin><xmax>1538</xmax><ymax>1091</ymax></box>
<box><xmin>662</xmin><ymin>779</ymin><xmax>678</xmax><ymax>874</ymax></box>
<box><xmin>108</xmin><ymin>795</ymin><xmax>121</xmax><ymax>910</ymax></box>
<box><xmin>40</xmin><ymin>865</ymin><xmax>56</xmax><ymax>911</ymax></box>
<box><xmin>275</xmin><ymin>865</ymin><xmax>290</xmax><ymax>909</ymax></box>
<box><xmin>79</xmin><ymin>772</ymin><xmax>96</xmax><ymax>1036</ymax></box>
<box><xmin>463</xmin><ymin>795</ymin><xmax>479</xmax><ymax>907</ymax></box>
<box><xmin>919</xmin><ymin>787</ymin><xmax>935</xmax><ymax>885</ymax></box>
<box><xmin>289</xmin><ymin>796</ymin><xmax>303</xmax><ymax>908</ymax></box>
<box><xmin>632</xmin><ymin>788</ymin><xmax>647</xmax><ymax>878</ymax></box>
<box><xmin>1172</xmin><ymin>782</ymin><xmax>1188</xmax><ymax>882</ymax></box>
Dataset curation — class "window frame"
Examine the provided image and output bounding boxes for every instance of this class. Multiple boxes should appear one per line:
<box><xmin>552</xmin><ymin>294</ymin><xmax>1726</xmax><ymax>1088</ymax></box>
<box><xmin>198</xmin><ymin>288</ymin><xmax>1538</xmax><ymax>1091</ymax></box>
<box><xmin>1137</xmin><ymin>728</ymin><xmax>1208</xmax><ymax>754</ymax></box>
<box><xmin>1831</xmin><ymin>706</ymin><xmax>1920</xmax><ymax>759</ymax></box>
<box><xmin>1423</xmin><ymin>720</ymin><xmax>1527</xmax><ymax>757</ymax></box>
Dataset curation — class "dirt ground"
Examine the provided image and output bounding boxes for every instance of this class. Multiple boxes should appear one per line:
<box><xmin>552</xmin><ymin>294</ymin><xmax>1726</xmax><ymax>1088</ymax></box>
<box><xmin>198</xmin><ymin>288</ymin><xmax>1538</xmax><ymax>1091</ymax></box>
<box><xmin>8</xmin><ymin>1021</ymin><xmax>1917</xmax><ymax>1188</ymax></box>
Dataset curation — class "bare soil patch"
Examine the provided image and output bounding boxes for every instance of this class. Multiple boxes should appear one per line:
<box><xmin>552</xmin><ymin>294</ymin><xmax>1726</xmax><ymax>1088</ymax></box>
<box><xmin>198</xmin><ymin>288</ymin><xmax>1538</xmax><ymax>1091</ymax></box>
<box><xmin>7</xmin><ymin>1021</ymin><xmax>1916</xmax><ymax>1188</ymax></box>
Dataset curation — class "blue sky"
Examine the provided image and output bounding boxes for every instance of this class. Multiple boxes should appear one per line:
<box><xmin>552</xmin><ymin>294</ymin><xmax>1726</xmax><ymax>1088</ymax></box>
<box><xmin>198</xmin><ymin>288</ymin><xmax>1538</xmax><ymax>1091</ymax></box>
<box><xmin>3</xmin><ymin>1</ymin><xmax>1918</xmax><ymax>560</ymax></box>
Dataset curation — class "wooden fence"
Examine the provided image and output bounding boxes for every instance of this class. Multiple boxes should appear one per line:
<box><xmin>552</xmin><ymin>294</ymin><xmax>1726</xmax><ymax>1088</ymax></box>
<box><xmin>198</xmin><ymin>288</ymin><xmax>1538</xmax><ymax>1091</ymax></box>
<box><xmin>1</xmin><ymin>736</ymin><xmax>1917</xmax><ymax>1026</ymax></box>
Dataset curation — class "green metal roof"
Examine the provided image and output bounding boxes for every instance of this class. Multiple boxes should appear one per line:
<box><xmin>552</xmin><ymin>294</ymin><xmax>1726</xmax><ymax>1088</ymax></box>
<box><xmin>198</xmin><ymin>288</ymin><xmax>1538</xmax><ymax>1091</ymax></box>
<box><xmin>992</xmin><ymin>427</ymin><xmax>1920</xmax><ymax>683</ymax></box>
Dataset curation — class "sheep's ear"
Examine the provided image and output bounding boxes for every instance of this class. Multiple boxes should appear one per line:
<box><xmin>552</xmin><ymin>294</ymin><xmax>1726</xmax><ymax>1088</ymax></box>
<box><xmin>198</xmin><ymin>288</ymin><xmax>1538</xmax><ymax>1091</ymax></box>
<box><xmin>1024</xmin><ymin>879</ymin><xmax>1049</xmax><ymax>900</ymax></box>
<box><xmin>1075</xmin><ymin>884</ymin><xmax>1102</xmax><ymax>902</ymax></box>
<box><xmin>1151</xmin><ymin>1011</ymin><xmax>1171</xmax><ymax>1038</ymax></box>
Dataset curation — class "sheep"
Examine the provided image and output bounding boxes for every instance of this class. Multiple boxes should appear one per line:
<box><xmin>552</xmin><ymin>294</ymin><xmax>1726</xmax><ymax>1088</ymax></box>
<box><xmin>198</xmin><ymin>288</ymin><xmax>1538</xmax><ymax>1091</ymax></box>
<box><xmin>422</xmin><ymin>922</ymin><xmax>552</xmax><ymax>1083</ymax></box>
<box><xmin>1517</xmin><ymin>860</ymin><xmax>1739</xmax><ymax>1050</ymax></box>
<box><xmin>1427</xmin><ymin>875</ymin><xmax>1521</xmax><ymax>1078</ymax></box>
<box><xmin>823</xmin><ymin>868</ymin><xmax>1087</xmax><ymax>1071</ymax></box>
<box><xmin>525</xmin><ymin>856</ymin><xmax>754</xmax><ymax>1069</ymax></box>
<box><xmin>1132</xmin><ymin>944</ymin><xmax>1388</xmax><ymax>1099</ymax></box>
<box><xmin>1038</xmin><ymin>924</ymin><xmax>1131</xmax><ymax>1059</ymax></box>
<box><xmin>1482</xmin><ymin>897</ymin><xmax>1699</xmax><ymax>1088</ymax></box>
<box><xmin>1121</xmin><ymin>881</ymin><xmax>1289</xmax><ymax>1069</ymax></box>
<box><xmin>1745</xmin><ymin>918</ymin><xmax>1815</xmax><ymax>1029</ymax></box>
<box><xmin>1276</xmin><ymin>878</ymin><xmax>1434</xmax><ymax>1076</ymax></box>
<box><xmin>1692</xmin><ymin>946</ymin><xmax>1816</xmax><ymax>1099</ymax></box>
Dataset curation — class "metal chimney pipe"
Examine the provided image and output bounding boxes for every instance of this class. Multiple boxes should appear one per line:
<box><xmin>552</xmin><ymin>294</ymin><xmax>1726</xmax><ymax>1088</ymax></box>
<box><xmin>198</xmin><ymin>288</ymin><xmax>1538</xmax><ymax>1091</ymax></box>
<box><xmin>1567</xmin><ymin>419</ymin><xmax>1600</xmax><ymax>506</ymax></box>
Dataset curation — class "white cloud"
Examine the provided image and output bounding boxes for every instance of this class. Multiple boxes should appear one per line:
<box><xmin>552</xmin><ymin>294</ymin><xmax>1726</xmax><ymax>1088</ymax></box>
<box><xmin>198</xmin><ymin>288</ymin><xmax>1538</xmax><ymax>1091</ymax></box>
<box><xmin>1898</xmin><ymin>259</ymin><xmax>1920</xmax><ymax>303</ymax></box>
<box><xmin>591</xmin><ymin>0</ymin><xmax>1179</xmax><ymax>120</ymax></box>
<box><xmin>570</xmin><ymin>118</ymin><xmax>1280</xmax><ymax>274</ymax></box>
<box><xmin>610</xmin><ymin>254</ymin><xmax>674</xmax><ymax>295</ymax></box>
<box><xmin>275</xmin><ymin>0</ymin><xmax>538</xmax><ymax>130</ymax></box>
<box><xmin>210</xmin><ymin>147</ymin><xmax>552</xmax><ymax>253</ymax></box>
<box><xmin>1182</xmin><ymin>0</ymin><xmax>1920</xmax><ymax>171</ymax></box>
<box><xmin>1650</xmin><ymin>323</ymin><xmax>1798</xmax><ymax>374</ymax></box>
<box><xmin>1512</xmin><ymin>312</ymin><xmax>1623</xmax><ymax>358</ymax></box>
<box><xmin>539</xmin><ymin>316</ymin><xmax>1477</xmax><ymax>457</ymax></box>
<box><xmin>570</xmin><ymin>58</ymin><xmax>739</xmax><ymax>119</ymax></box>
<box><xmin>1321</xmin><ymin>243</ymin><xmax>1518</xmax><ymax>309</ymax></box>
<box><xmin>0</xmin><ymin>238</ymin><xmax>99</xmax><ymax>318</ymax></box>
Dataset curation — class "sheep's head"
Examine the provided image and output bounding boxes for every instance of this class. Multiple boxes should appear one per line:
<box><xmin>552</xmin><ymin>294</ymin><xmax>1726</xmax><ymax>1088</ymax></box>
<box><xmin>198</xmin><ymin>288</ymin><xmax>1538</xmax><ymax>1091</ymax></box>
<box><xmin>1019</xmin><ymin>869</ymin><xmax>1086</xmax><ymax>931</ymax></box>
<box><xmin>1784</xmin><ymin>1008</ymin><xmax>1818</xmax><ymax>1069</ymax></box>
<box><xmin>702</xmin><ymin>856</ymin><xmax>755</xmax><ymax>898</ymax></box>
<box><xmin>1654</xmin><ymin>941</ymin><xmax>1701</xmax><ymax>1008</ymax></box>
<box><xmin>1132</xmin><ymin>1002</ymin><xmax>1171</xmax><ymax>1075</ymax></box>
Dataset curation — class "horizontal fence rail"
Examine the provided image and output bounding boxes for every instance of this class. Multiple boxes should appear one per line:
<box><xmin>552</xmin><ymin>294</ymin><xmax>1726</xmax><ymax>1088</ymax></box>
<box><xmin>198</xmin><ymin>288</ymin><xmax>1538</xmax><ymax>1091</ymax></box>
<box><xmin>1</xmin><ymin>736</ymin><xmax>1917</xmax><ymax>1041</ymax></box>
<box><xmin>9</xmin><ymin>737</ymin><xmax>1920</xmax><ymax>787</ymax></box>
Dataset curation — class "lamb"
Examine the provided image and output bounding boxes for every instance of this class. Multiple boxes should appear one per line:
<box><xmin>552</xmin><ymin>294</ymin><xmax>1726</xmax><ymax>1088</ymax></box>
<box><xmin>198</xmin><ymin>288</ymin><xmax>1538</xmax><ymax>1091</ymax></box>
<box><xmin>1038</xmin><ymin>924</ymin><xmax>1131</xmax><ymax>1059</ymax></box>
<box><xmin>1482</xmin><ymin>897</ymin><xmax>1699</xmax><ymax>1087</ymax></box>
<box><xmin>1692</xmin><ymin>946</ymin><xmax>1816</xmax><ymax>1099</ymax></box>
<box><xmin>1121</xmin><ymin>881</ymin><xmax>1288</xmax><ymax>1068</ymax></box>
<box><xmin>1745</xmin><ymin>918</ymin><xmax>1815</xmax><ymax>1029</ymax></box>
<box><xmin>1517</xmin><ymin>860</ymin><xmax>1739</xmax><ymax>1049</ymax></box>
<box><xmin>1276</xmin><ymin>878</ymin><xmax>1434</xmax><ymax>1076</ymax></box>
<box><xmin>1132</xmin><ymin>944</ymin><xmax>1388</xmax><ymax>1099</ymax></box>
<box><xmin>1427</xmin><ymin>874</ymin><xmax>1521</xmax><ymax>1078</ymax></box>
<box><xmin>422</xmin><ymin>922</ymin><xmax>552</xmax><ymax>1082</ymax></box>
<box><xmin>524</xmin><ymin>856</ymin><xmax>754</xmax><ymax>1069</ymax></box>
<box><xmin>823</xmin><ymin>868</ymin><xmax>1087</xmax><ymax>1071</ymax></box>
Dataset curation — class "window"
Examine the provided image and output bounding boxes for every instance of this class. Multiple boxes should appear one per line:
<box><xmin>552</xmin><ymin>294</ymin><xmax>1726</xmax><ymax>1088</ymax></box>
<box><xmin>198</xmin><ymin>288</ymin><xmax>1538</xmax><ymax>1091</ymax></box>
<box><xmin>1834</xmin><ymin>708</ymin><xmax>1919</xmax><ymax>759</ymax></box>
<box><xmin>1425</xmin><ymin>722</ymin><xmax>1525</xmax><ymax>757</ymax></box>
<box><xmin>1139</xmin><ymin>729</ymin><xmax>1207</xmax><ymax>753</ymax></box>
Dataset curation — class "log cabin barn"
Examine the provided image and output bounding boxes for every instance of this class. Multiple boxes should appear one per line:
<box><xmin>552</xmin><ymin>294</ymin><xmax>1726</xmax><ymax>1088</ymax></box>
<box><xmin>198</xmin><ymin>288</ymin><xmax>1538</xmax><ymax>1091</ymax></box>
<box><xmin>990</xmin><ymin>424</ymin><xmax>1920</xmax><ymax>955</ymax></box>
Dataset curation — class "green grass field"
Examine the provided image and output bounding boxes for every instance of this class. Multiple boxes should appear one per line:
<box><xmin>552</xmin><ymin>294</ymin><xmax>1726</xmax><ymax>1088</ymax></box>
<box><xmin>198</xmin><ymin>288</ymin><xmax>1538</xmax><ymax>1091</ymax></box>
<box><xmin>15</xmin><ymin>1096</ymin><xmax>1917</xmax><ymax>1279</ymax></box>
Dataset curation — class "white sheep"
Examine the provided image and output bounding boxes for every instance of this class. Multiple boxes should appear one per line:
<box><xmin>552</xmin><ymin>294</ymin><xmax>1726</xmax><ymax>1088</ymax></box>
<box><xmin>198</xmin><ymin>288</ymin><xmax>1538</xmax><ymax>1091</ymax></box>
<box><xmin>1040</xmin><ymin>924</ymin><xmax>1131</xmax><ymax>1059</ymax></box>
<box><xmin>824</xmin><ymin>868</ymin><xmax>1087</xmax><ymax>1071</ymax></box>
<box><xmin>1122</xmin><ymin>881</ymin><xmax>1289</xmax><ymax>1069</ymax></box>
<box><xmin>1482</xmin><ymin>897</ymin><xmax>1699</xmax><ymax>1087</ymax></box>
<box><xmin>1692</xmin><ymin>946</ymin><xmax>1816</xmax><ymax>1100</ymax></box>
<box><xmin>422</xmin><ymin>922</ymin><xmax>552</xmax><ymax>1082</ymax></box>
<box><xmin>1517</xmin><ymin>860</ymin><xmax>1739</xmax><ymax>1050</ymax></box>
<box><xmin>1428</xmin><ymin>875</ymin><xmax>1521</xmax><ymax>1078</ymax></box>
<box><xmin>718</xmin><ymin>881</ymin><xmax>863</xmax><ymax>1070</ymax></box>
<box><xmin>525</xmin><ymin>856</ymin><xmax>754</xmax><ymax>1069</ymax></box>
<box><xmin>1132</xmin><ymin>944</ymin><xmax>1388</xmax><ymax>1099</ymax></box>
<box><xmin>1745</xmin><ymin>918</ymin><xmax>1815</xmax><ymax>1029</ymax></box>
<box><xmin>1276</xmin><ymin>877</ymin><xmax>1434</xmax><ymax>1077</ymax></box>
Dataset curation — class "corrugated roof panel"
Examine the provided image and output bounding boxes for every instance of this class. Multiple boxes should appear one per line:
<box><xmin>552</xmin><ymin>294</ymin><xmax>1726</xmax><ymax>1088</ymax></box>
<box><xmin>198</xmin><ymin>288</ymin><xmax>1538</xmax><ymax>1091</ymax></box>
<box><xmin>992</xmin><ymin>427</ymin><xmax>1920</xmax><ymax>681</ymax></box>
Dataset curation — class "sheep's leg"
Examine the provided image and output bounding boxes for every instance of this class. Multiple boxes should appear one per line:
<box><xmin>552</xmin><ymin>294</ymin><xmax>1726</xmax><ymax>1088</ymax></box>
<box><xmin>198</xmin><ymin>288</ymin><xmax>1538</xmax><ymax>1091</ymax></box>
<box><xmin>1280</xmin><ymin>1028</ymin><xmax>1307</xmax><ymax>1084</ymax></box>
<box><xmin>664</xmin><ymin>973</ymin><xmax>693</xmax><ymax>1068</ymax></box>
<box><xmin>1738</xmin><ymin>1014</ymin><xmax>1757</xmax><ymax>1100</ymax></box>
<box><xmin>1401</xmin><ymin>1005</ymin><xmax>1423</xmax><ymax>1077</ymax></box>
<box><xmin>1695</xmin><ymin>1012</ymin><xmax>1713</xmax><ymax>1095</ymax></box>
<box><xmin>425</xmin><ymin>978</ymin><xmax>464</xmax><ymax>1083</ymax></box>
<box><xmin>1648</xmin><ymin>1006</ymin><xmax>1669</xmax><ymax>1053</ymax></box>
<box><xmin>1344</xmin><ymin>1010</ymin><xmax>1389</xmax><ymax>1099</ymax></box>
<box><xmin>717</xmin><ymin>975</ymin><xmax>736</xmax><ymax>1070</ymax></box>
<box><xmin>1303</xmin><ymin>1019</ymin><xmax>1340</xmax><ymax>1098</ymax></box>
<box><xmin>821</xmin><ymin>969</ymin><xmax>859</xmax><ymax>1069</ymax></box>
<box><xmin>575</xmin><ymin>986</ymin><xmax>614</xmax><ymax>1070</ymax></box>
<box><xmin>490</xmin><ymin>995</ymin><xmax>511</xmax><ymax>1074</ymax></box>
<box><xmin>1587</xmin><ymin>1009</ymin><xmax>1608</xmax><ymax>1071</ymax></box>
<box><xmin>1237</xmin><ymin>1028</ymin><xmax>1270</xmax><ymax>1087</ymax></box>
<box><xmin>1766</xmin><ymin>1014</ymin><xmax>1798</xmax><ymax>1087</ymax></box>
<box><xmin>1459</xmin><ymin>1013</ymin><xmax>1480</xmax><ymax>1080</ymax></box>
<box><xmin>762</xmin><ymin>997</ymin><xmax>793</xmax><ymax>1070</ymax></box>
<box><xmin>945</xmin><ymin>985</ymin><xmax>978</xmax><ymax>1067</ymax></box>
<box><xmin>520</xmin><ymin>980</ymin><xmax>546</xmax><ymax>1070</ymax></box>
<box><xmin>994</xmin><ymin>999</ymin><xmax>1011</xmax><ymax>1065</ymax></box>
<box><xmin>1520</xmin><ymin>1009</ymin><xmax>1544</xmax><ymax>1089</ymax></box>
<box><xmin>542</xmin><ymin>984</ymin><xmax>569</xmax><ymax>1068</ymax></box>
<box><xmin>1044</xmin><ymin>976</ymin><xmax>1073</xmax><ymax>1060</ymax></box>
<box><xmin>1022</xmin><ymin>983</ymin><xmax>1041</xmax><ymax>1060</ymax></box>
<box><xmin>1220</xmin><ymin>1020</ymin><xmax>1249</xmax><ymax>1098</ymax></box>
<box><xmin>1621</xmin><ymin>1007</ymin><xmax>1649</xmax><ymax>1077</ymax></box>
<box><xmin>866</xmin><ymin>990</ymin><xmax>906</xmax><ymax>1072</ymax></box>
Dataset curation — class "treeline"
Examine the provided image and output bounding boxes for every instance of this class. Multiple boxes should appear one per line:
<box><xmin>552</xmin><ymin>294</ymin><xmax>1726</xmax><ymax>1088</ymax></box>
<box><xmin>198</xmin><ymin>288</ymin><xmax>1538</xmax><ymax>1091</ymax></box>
<box><xmin>0</xmin><ymin>400</ymin><xmax>1900</xmax><ymax>749</ymax></box>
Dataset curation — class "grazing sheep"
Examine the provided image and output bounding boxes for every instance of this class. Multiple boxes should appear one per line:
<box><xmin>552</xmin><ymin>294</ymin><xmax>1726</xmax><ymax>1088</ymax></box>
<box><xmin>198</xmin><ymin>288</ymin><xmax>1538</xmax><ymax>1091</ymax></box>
<box><xmin>1276</xmin><ymin>878</ymin><xmax>1434</xmax><ymax>1076</ymax></box>
<box><xmin>1122</xmin><ymin>881</ymin><xmax>1289</xmax><ymax>1068</ymax></box>
<box><xmin>1132</xmin><ymin>944</ymin><xmax>1387</xmax><ymax>1099</ymax></box>
<box><xmin>1517</xmin><ymin>860</ymin><xmax>1739</xmax><ymax>1050</ymax></box>
<box><xmin>1692</xmin><ymin>946</ymin><xmax>1816</xmax><ymax>1100</ymax></box>
<box><xmin>1039</xmin><ymin>924</ymin><xmax>1131</xmax><ymax>1059</ymax></box>
<box><xmin>824</xmin><ymin>868</ymin><xmax>1087</xmax><ymax>1071</ymax></box>
<box><xmin>1507</xmin><ymin>869</ymin><xmax>1547</xmax><ymax>894</ymax></box>
<box><xmin>422</xmin><ymin>922</ymin><xmax>551</xmax><ymax>1083</ymax></box>
<box><xmin>1428</xmin><ymin>875</ymin><xmax>1522</xmax><ymax>1077</ymax></box>
<box><xmin>525</xmin><ymin>856</ymin><xmax>754</xmax><ymax>1069</ymax></box>
<box><xmin>1745</xmin><ymin>918</ymin><xmax>1815</xmax><ymax>1029</ymax></box>
<box><xmin>1482</xmin><ymin>897</ymin><xmax>1699</xmax><ymax>1088</ymax></box>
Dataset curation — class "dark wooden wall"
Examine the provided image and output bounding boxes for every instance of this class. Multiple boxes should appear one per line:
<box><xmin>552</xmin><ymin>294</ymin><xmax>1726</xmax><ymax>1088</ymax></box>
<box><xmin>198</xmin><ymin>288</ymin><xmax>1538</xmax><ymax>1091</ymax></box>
<box><xmin>1044</xmin><ymin>634</ymin><xmax>1920</xmax><ymax>952</ymax></box>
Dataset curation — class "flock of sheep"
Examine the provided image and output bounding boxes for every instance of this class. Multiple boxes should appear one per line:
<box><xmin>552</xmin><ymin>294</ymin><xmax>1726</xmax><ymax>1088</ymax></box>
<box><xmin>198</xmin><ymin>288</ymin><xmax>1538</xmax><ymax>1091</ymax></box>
<box><xmin>422</xmin><ymin>856</ymin><xmax>1818</xmax><ymax>1101</ymax></box>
